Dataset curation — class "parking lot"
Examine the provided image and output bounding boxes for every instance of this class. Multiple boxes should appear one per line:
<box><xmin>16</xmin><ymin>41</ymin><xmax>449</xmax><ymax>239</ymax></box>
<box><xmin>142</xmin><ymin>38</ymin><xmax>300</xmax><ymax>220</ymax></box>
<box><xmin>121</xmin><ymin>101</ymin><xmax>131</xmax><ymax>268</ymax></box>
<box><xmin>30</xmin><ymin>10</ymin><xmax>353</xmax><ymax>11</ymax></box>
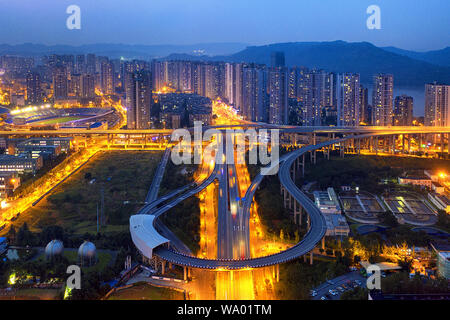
<box><xmin>311</xmin><ymin>271</ymin><xmax>367</xmax><ymax>300</ymax></box>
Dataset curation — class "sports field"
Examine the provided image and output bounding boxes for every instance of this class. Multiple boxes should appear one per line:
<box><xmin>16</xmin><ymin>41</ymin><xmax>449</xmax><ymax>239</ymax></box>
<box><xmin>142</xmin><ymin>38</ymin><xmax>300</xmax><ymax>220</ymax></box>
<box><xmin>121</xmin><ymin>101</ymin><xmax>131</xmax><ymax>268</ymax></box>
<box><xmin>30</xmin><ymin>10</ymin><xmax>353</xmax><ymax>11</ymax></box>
<box><xmin>32</xmin><ymin>116</ymin><xmax>84</xmax><ymax>125</ymax></box>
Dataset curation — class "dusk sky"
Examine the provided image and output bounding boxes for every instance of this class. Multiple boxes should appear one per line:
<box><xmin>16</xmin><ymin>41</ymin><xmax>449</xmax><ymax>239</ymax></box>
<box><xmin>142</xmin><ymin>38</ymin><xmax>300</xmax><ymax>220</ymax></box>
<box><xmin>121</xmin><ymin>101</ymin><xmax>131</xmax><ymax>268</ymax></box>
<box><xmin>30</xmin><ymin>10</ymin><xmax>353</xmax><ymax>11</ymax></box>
<box><xmin>0</xmin><ymin>0</ymin><xmax>449</xmax><ymax>51</ymax></box>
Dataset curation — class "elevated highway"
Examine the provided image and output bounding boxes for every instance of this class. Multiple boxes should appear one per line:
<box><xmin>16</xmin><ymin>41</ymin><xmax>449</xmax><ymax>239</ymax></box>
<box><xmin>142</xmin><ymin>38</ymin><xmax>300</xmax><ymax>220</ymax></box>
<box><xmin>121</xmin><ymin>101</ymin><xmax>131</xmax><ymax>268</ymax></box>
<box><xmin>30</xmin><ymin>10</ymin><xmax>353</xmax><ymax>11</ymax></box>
<box><xmin>130</xmin><ymin>127</ymin><xmax>450</xmax><ymax>270</ymax></box>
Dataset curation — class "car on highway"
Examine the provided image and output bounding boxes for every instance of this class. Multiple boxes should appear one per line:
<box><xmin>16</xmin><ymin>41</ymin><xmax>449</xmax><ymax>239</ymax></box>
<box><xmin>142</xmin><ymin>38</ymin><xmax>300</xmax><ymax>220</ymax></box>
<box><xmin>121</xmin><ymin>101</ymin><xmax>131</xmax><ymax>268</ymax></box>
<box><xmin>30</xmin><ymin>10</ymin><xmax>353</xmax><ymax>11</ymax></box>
<box><xmin>310</xmin><ymin>290</ymin><xmax>317</xmax><ymax>297</ymax></box>
<box><xmin>337</xmin><ymin>286</ymin><xmax>344</xmax><ymax>292</ymax></box>
<box><xmin>320</xmin><ymin>296</ymin><xmax>327</xmax><ymax>300</ymax></box>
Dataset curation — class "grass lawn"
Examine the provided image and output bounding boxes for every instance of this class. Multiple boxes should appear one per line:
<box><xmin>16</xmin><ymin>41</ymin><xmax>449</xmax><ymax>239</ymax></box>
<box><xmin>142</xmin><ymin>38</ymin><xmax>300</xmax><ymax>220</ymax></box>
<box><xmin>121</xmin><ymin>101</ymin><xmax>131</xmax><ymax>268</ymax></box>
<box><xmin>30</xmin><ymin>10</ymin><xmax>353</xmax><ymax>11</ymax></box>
<box><xmin>34</xmin><ymin>250</ymin><xmax>113</xmax><ymax>272</ymax></box>
<box><xmin>34</xmin><ymin>116</ymin><xmax>84</xmax><ymax>125</ymax></box>
<box><xmin>0</xmin><ymin>288</ymin><xmax>62</xmax><ymax>300</ymax></box>
<box><xmin>108</xmin><ymin>283</ymin><xmax>184</xmax><ymax>300</ymax></box>
<box><xmin>2</xmin><ymin>150</ymin><xmax>163</xmax><ymax>235</ymax></box>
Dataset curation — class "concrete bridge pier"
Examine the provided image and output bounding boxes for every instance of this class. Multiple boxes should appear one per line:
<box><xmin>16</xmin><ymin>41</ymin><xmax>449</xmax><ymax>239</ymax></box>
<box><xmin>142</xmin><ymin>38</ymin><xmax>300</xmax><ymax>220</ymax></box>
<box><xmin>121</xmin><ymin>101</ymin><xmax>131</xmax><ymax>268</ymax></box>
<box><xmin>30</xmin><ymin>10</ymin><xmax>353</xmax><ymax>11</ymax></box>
<box><xmin>375</xmin><ymin>136</ymin><xmax>379</xmax><ymax>155</ymax></box>
<box><xmin>310</xmin><ymin>252</ymin><xmax>314</xmax><ymax>265</ymax></box>
<box><xmin>293</xmin><ymin>201</ymin><xmax>302</xmax><ymax>225</ymax></box>
<box><xmin>340</xmin><ymin>141</ymin><xmax>345</xmax><ymax>158</ymax></box>
<box><xmin>402</xmin><ymin>134</ymin><xmax>406</xmax><ymax>153</ymax></box>
<box><xmin>283</xmin><ymin>188</ymin><xmax>289</xmax><ymax>209</ymax></box>
<box><xmin>419</xmin><ymin>134</ymin><xmax>423</xmax><ymax>153</ymax></box>
<box><xmin>310</xmin><ymin>150</ymin><xmax>317</xmax><ymax>164</ymax></box>
<box><xmin>276</xmin><ymin>264</ymin><xmax>279</xmax><ymax>282</ymax></box>
<box><xmin>161</xmin><ymin>260</ymin><xmax>166</xmax><ymax>275</ymax></box>
<box><xmin>302</xmin><ymin>154</ymin><xmax>305</xmax><ymax>177</ymax></box>
<box><xmin>125</xmin><ymin>135</ymin><xmax>130</xmax><ymax>149</ymax></box>
<box><xmin>331</xmin><ymin>133</ymin><xmax>336</xmax><ymax>150</ymax></box>
<box><xmin>407</xmin><ymin>134</ymin><xmax>411</xmax><ymax>153</ymax></box>
<box><xmin>447</xmin><ymin>134</ymin><xmax>450</xmax><ymax>156</ymax></box>
<box><xmin>183</xmin><ymin>266</ymin><xmax>187</xmax><ymax>281</ymax></box>
<box><xmin>392</xmin><ymin>135</ymin><xmax>396</xmax><ymax>153</ymax></box>
<box><xmin>289</xmin><ymin>193</ymin><xmax>293</xmax><ymax>210</ymax></box>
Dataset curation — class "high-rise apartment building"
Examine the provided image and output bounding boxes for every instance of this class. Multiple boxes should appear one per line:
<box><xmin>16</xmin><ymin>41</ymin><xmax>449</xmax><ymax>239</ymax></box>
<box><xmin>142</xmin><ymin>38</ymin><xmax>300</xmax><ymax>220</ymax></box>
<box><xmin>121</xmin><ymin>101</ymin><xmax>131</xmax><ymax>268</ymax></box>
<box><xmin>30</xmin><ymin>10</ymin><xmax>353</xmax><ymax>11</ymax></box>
<box><xmin>271</xmin><ymin>52</ymin><xmax>285</xmax><ymax>68</ymax></box>
<box><xmin>268</xmin><ymin>67</ymin><xmax>288</xmax><ymax>125</ymax></box>
<box><xmin>394</xmin><ymin>95</ymin><xmax>414</xmax><ymax>126</ymax></box>
<box><xmin>75</xmin><ymin>55</ymin><xmax>85</xmax><ymax>74</ymax></box>
<box><xmin>359</xmin><ymin>86</ymin><xmax>369</xmax><ymax>124</ymax></box>
<box><xmin>126</xmin><ymin>71</ymin><xmax>152</xmax><ymax>129</ymax></box>
<box><xmin>336</xmin><ymin>73</ymin><xmax>360</xmax><ymax>127</ymax></box>
<box><xmin>52</xmin><ymin>65</ymin><xmax>68</xmax><ymax>100</ymax></box>
<box><xmin>81</xmin><ymin>73</ymin><xmax>96</xmax><ymax>99</ymax></box>
<box><xmin>372</xmin><ymin>74</ymin><xmax>394</xmax><ymax>126</ymax></box>
<box><xmin>101</xmin><ymin>60</ymin><xmax>115</xmax><ymax>95</ymax></box>
<box><xmin>242</xmin><ymin>65</ymin><xmax>268</xmax><ymax>122</ymax></box>
<box><xmin>301</xmin><ymin>70</ymin><xmax>335</xmax><ymax>126</ymax></box>
<box><xmin>425</xmin><ymin>83</ymin><xmax>450</xmax><ymax>127</ymax></box>
<box><xmin>26</xmin><ymin>72</ymin><xmax>42</xmax><ymax>104</ymax></box>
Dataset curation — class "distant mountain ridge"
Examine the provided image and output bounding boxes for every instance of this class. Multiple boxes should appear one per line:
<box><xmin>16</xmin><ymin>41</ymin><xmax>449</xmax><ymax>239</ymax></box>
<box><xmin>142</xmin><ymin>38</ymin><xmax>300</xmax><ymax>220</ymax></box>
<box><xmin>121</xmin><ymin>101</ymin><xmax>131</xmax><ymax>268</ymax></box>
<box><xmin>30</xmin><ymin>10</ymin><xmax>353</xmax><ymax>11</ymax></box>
<box><xmin>382</xmin><ymin>46</ymin><xmax>450</xmax><ymax>67</ymax></box>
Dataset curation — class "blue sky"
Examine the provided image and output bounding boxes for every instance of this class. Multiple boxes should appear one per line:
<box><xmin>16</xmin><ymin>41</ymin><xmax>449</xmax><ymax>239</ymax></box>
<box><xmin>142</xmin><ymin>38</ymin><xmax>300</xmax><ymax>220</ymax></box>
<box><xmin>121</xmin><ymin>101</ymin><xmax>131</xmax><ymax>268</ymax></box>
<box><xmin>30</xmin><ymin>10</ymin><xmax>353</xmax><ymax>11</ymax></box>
<box><xmin>0</xmin><ymin>0</ymin><xmax>449</xmax><ymax>51</ymax></box>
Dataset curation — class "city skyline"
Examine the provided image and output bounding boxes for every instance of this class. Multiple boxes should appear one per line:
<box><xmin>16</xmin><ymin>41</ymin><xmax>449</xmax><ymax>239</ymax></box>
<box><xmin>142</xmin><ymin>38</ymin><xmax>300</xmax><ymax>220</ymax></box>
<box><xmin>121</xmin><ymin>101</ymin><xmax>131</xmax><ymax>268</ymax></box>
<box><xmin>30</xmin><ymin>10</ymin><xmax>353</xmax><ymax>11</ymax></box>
<box><xmin>0</xmin><ymin>0</ymin><xmax>449</xmax><ymax>51</ymax></box>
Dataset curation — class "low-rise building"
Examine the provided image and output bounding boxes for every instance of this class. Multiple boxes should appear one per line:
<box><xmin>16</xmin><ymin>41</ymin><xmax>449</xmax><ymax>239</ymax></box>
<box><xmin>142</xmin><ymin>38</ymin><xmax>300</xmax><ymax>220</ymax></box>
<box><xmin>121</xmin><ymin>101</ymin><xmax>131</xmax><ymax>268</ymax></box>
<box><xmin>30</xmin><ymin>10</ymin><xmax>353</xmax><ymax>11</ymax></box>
<box><xmin>324</xmin><ymin>214</ymin><xmax>350</xmax><ymax>237</ymax></box>
<box><xmin>0</xmin><ymin>154</ymin><xmax>43</xmax><ymax>174</ymax></box>
<box><xmin>0</xmin><ymin>171</ymin><xmax>20</xmax><ymax>199</ymax></box>
<box><xmin>398</xmin><ymin>171</ymin><xmax>432</xmax><ymax>189</ymax></box>
<box><xmin>431</xmin><ymin>243</ymin><xmax>450</xmax><ymax>279</ymax></box>
<box><xmin>314</xmin><ymin>188</ymin><xmax>341</xmax><ymax>214</ymax></box>
<box><xmin>20</xmin><ymin>137</ymin><xmax>72</xmax><ymax>153</ymax></box>
<box><xmin>314</xmin><ymin>188</ymin><xmax>349</xmax><ymax>237</ymax></box>
<box><xmin>16</xmin><ymin>144</ymin><xmax>61</xmax><ymax>160</ymax></box>
<box><xmin>431</xmin><ymin>181</ymin><xmax>445</xmax><ymax>194</ymax></box>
